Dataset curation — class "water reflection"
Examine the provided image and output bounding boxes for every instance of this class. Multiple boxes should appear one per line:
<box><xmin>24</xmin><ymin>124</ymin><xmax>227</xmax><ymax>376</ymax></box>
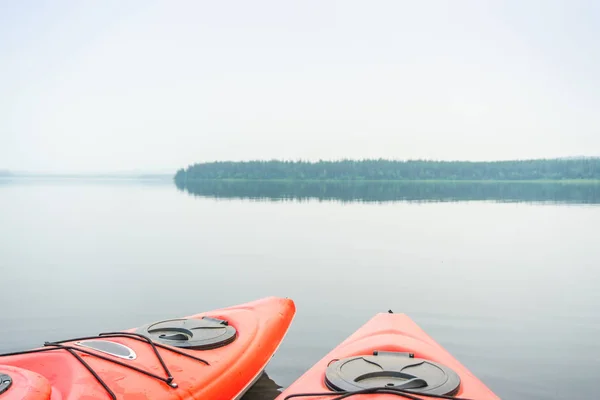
<box><xmin>242</xmin><ymin>372</ymin><xmax>282</xmax><ymax>400</ymax></box>
<box><xmin>175</xmin><ymin>180</ymin><xmax>600</xmax><ymax>204</ymax></box>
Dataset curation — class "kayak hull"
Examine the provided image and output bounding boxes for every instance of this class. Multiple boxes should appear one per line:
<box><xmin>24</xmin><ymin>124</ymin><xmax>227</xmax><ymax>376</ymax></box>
<box><xmin>0</xmin><ymin>296</ymin><xmax>295</xmax><ymax>400</ymax></box>
<box><xmin>277</xmin><ymin>312</ymin><xmax>499</xmax><ymax>400</ymax></box>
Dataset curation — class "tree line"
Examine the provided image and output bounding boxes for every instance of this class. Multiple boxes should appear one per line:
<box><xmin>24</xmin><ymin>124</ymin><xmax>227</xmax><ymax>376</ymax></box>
<box><xmin>174</xmin><ymin>158</ymin><xmax>600</xmax><ymax>182</ymax></box>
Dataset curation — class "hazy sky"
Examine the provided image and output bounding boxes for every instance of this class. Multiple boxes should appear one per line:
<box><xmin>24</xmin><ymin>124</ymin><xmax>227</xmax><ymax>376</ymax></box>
<box><xmin>1</xmin><ymin>1</ymin><xmax>599</xmax><ymax>172</ymax></box>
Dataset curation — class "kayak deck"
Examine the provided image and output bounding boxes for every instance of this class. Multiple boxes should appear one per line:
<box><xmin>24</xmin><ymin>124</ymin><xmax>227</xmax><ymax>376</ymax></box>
<box><xmin>276</xmin><ymin>312</ymin><xmax>499</xmax><ymax>400</ymax></box>
<box><xmin>0</xmin><ymin>297</ymin><xmax>295</xmax><ymax>400</ymax></box>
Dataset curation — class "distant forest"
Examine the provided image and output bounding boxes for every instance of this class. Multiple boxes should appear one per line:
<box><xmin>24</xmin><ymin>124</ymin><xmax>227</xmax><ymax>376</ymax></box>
<box><xmin>174</xmin><ymin>158</ymin><xmax>600</xmax><ymax>182</ymax></box>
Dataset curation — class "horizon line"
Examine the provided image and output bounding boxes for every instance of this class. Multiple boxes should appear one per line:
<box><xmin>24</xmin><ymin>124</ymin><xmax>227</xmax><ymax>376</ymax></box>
<box><xmin>3</xmin><ymin>155</ymin><xmax>600</xmax><ymax>175</ymax></box>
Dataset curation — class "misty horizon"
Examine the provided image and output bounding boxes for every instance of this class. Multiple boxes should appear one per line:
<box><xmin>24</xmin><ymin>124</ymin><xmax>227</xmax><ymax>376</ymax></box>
<box><xmin>1</xmin><ymin>154</ymin><xmax>599</xmax><ymax>177</ymax></box>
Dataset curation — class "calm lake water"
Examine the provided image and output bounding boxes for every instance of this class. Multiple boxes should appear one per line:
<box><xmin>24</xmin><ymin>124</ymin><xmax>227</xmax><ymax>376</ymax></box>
<box><xmin>1</xmin><ymin>178</ymin><xmax>599</xmax><ymax>399</ymax></box>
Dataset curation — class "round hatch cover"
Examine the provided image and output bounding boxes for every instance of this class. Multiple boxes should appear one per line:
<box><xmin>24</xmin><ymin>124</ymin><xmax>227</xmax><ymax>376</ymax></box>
<box><xmin>135</xmin><ymin>316</ymin><xmax>236</xmax><ymax>350</ymax></box>
<box><xmin>325</xmin><ymin>351</ymin><xmax>460</xmax><ymax>396</ymax></box>
<box><xmin>0</xmin><ymin>373</ymin><xmax>12</xmax><ymax>395</ymax></box>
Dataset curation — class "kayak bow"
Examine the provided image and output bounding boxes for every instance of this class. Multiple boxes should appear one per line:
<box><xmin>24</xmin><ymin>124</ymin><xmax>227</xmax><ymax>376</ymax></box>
<box><xmin>0</xmin><ymin>296</ymin><xmax>295</xmax><ymax>400</ymax></box>
<box><xmin>277</xmin><ymin>312</ymin><xmax>499</xmax><ymax>400</ymax></box>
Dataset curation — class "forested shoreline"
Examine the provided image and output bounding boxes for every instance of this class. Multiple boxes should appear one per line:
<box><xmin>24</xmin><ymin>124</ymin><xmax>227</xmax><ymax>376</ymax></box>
<box><xmin>174</xmin><ymin>158</ymin><xmax>600</xmax><ymax>183</ymax></box>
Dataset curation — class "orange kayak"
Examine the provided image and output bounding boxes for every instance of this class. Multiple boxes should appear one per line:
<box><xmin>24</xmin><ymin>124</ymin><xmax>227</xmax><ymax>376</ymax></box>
<box><xmin>0</xmin><ymin>296</ymin><xmax>295</xmax><ymax>400</ymax></box>
<box><xmin>277</xmin><ymin>311</ymin><xmax>499</xmax><ymax>400</ymax></box>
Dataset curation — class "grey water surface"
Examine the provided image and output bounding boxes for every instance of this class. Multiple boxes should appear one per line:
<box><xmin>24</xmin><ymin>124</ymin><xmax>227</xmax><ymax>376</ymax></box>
<box><xmin>1</xmin><ymin>179</ymin><xmax>599</xmax><ymax>399</ymax></box>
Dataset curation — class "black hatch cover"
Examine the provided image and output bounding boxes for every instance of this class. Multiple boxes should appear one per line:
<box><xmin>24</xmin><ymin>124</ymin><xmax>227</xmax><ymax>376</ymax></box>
<box><xmin>0</xmin><ymin>373</ymin><xmax>12</xmax><ymax>395</ymax></box>
<box><xmin>325</xmin><ymin>351</ymin><xmax>461</xmax><ymax>396</ymax></box>
<box><xmin>135</xmin><ymin>316</ymin><xmax>236</xmax><ymax>350</ymax></box>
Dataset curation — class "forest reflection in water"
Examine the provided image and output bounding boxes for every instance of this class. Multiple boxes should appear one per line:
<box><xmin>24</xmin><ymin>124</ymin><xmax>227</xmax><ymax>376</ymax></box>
<box><xmin>175</xmin><ymin>180</ymin><xmax>600</xmax><ymax>205</ymax></box>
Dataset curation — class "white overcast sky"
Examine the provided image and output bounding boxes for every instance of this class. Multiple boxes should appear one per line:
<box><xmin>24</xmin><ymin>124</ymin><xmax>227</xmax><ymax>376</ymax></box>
<box><xmin>1</xmin><ymin>0</ymin><xmax>599</xmax><ymax>172</ymax></box>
